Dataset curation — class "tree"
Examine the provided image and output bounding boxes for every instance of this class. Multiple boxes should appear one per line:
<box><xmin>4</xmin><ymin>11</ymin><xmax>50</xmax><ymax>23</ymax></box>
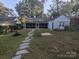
<box><xmin>71</xmin><ymin>0</ymin><xmax>79</xmax><ymax>16</ymax></box>
<box><xmin>48</xmin><ymin>0</ymin><xmax>79</xmax><ymax>17</ymax></box>
<box><xmin>61</xmin><ymin>2</ymin><xmax>72</xmax><ymax>16</ymax></box>
<box><xmin>51</xmin><ymin>0</ymin><xmax>64</xmax><ymax>14</ymax></box>
<box><xmin>32</xmin><ymin>1</ymin><xmax>43</xmax><ymax>17</ymax></box>
<box><xmin>19</xmin><ymin>16</ymin><xmax>28</xmax><ymax>24</ymax></box>
<box><xmin>48</xmin><ymin>0</ymin><xmax>67</xmax><ymax>18</ymax></box>
<box><xmin>62</xmin><ymin>0</ymin><xmax>79</xmax><ymax>16</ymax></box>
<box><xmin>55</xmin><ymin>0</ymin><xmax>59</xmax><ymax>13</ymax></box>
<box><xmin>59</xmin><ymin>0</ymin><xmax>79</xmax><ymax>16</ymax></box>
<box><xmin>15</xmin><ymin>0</ymin><xmax>44</xmax><ymax>18</ymax></box>
<box><xmin>0</xmin><ymin>2</ymin><xmax>14</xmax><ymax>17</ymax></box>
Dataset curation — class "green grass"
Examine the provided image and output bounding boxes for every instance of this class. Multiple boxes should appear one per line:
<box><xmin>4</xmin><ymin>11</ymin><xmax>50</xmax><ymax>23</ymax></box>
<box><xmin>23</xmin><ymin>29</ymin><xmax>79</xmax><ymax>59</ymax></box>
<box><xmin>0</xmin><ymin>30</ymin><xmax>29</xmax><ymax>59</ymax></box>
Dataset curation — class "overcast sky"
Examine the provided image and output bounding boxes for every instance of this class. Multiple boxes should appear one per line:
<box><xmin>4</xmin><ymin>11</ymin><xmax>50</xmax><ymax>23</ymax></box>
<box><xmin>0</xmin><ymin>0</ymin><xmax>70</xmax><ymax>15</ymax></box>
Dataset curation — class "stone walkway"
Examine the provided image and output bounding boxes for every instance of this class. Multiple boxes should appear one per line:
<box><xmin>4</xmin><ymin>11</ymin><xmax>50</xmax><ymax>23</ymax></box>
<box><xmin>12</xmin><ymin>29</ymin><xmax>35</xmax><ymax>59</ymax></box>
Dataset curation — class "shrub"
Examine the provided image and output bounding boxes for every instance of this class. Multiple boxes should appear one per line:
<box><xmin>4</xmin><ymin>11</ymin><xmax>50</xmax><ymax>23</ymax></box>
<box><xmin>14</xmin><ymin>24</ymin><xmax>23</xmax><ymax>30</ymax></box>
<box><xmin>12</xmin><ymin>31</ymin><xmax>21</xmax><ymax>36</ymax></box>
<box><xmin>65</xmin><ymin>26</ymin><xmax>74</xmax><ymax>32</ymax></box>
<box><xmin>0</xmin><ymin>26</ymin><xmax>4</xmax><ymax>34</ymax></box>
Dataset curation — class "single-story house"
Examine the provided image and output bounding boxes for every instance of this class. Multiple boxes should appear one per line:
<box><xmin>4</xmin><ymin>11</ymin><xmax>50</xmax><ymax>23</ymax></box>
<box><xmin>8</xmin><ymin>15</ymin><xmax>70</xmax><ymax>30</ymax></box>
<box><xmin>0</xmin><ymin>17</ymin><xmax>16</xmax><ymax>31</ymax></box>
<box><xmin>48</xmin><ymin>15</ymin><xmax>70</xmax><ymax>30</ymax></box>
<box><xmin>0</xmin><ymin>17</ymin><xmax>16</xmax><ymax>26</ymax></box>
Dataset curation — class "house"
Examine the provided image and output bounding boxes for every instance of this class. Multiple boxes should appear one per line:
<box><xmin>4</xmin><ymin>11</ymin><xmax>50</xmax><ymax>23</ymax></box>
<box><xmin>0</xmin><ymin>17</ymin><xmax>16</xmax><ymax>26</ymax></box>
<box><xmin>48</xmin><ymin>15</ymin><xmax>70</xmax><ymax>30</ymax></box>
<box><xmin>12</xmin><ymin>15</ymin><xmax>70</xmax><ymax>30</ymax></box>
<box><xmin>0</xmin><ymin>17</ymin><xmax>16</xmax><ymax>31</ymax></box>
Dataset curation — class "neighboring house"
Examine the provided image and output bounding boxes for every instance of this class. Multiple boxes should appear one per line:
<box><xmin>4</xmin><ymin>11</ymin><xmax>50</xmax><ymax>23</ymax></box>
<box><xmin>48</xmin><ymin>15</ymin><xmax>70</xmax><ymax>30</ymax></box>
<box><xmin>0</xmin><ymin>17</ymin><xmax>16</xmax><ymax>31</ymax></box>
<box><xmin>0</xmin><ymin>17</ymin><xmax>16</xmax><ymax>26</ymax></box>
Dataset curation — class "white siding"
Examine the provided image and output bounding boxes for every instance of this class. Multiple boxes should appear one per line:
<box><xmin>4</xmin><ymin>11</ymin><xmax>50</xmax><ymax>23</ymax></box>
<box><xmin>64</xmin><ymin>21</ymin><xmax>70</xmax><ymax>26</ymax></box>
<box><xmin>53</xmin><ymin>21</ymin><xmax>60</xmax><ymax>29</ymax></box>
<box><xmin>48</xmin><ymin>15</ymin><xmax>70</xmax><ymax>30</ymax></box>
<box><xmin>48</xmin><ymin>21</ymin><xmax>53</xmax><ymax>30</ymax></box>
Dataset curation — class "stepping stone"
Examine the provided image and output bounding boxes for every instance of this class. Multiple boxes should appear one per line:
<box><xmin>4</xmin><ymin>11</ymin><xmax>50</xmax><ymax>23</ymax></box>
<box><xmin>16</xmin><ymin>50</ymin><xmax>29</xmax><ymax>55</ymax></box>
<box><xmin>12</xmin><ymin>55</ymin><xmax>22</xmax><ymax>59</ymax></box>
<box><xmin>22</xmin><ymin>40</ymin><xmax>30</xmax><ymax>43</ymax></box>
<box><xmin>25</xmin><ymin>37</ymin><xmax>30</xmax><ymax>40</ymax></box>
<box><xmin>28</xmin><ymin>33</ymin><xmax>32</xmax><ymax>35</ymax></box>
<box><xmin>25</xmin><ymin>39</ymin><xmax>32</xmax><ymax>41</ymax></box>
<box><xmin>19</xmin><ymin>45</ymin><xmax>29</xmax><ymax>50</ymax></box>
<box><xmin>28</xmin><ymin>32</ymin><xmax>32</xmax><ymax>35</ymax></box>
<box><xmin>23</xmin><ymin>40</ymin><xmax>31</xmax><ymax>42</ymax></box>
<box><xmin>20</xmin><ymin>43</ymin><xmax>30</xmax><ymax>47</ymax></box>
<box><xmin>27</xmin><ymin>39</ymin><xmax>32</xmax><ymax>41</ymax></box>
<box><xmin>28</xmin><ymin>33</ymin><xmax>33</xmax><ymax>36</ymax></box>
<box><xmin>29</xmin><ymin>32</ymin><xmax>33</xmax><ymax>35</ymax></box>
<box><xmin>29</xmin><ymin>34</ymin><xmax>33</xmax><ymax>37</ymax></box>
<box><xmin>29</xmin><ymin>36</ymin><xmax>32</xmax><ymax>39</ymax></box>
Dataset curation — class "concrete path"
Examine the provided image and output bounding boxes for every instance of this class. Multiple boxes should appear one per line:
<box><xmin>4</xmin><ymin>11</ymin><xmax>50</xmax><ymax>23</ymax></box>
<box><xmin>12</xmin><ymin>29</ymin><xmax>35</xmax><ymax>59</ymax></box>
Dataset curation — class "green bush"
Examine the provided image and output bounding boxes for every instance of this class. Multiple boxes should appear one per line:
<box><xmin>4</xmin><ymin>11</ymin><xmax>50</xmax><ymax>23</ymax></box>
<box><xmin>0</xmin><ymin>26</ymin><xmax>4</xmax><ymax>34</ymax></box>
<box><xmin>64</xmin><ymin>26</ymin><xmax>75</xmax><ymax>32</ymax></box>
<box><xmin>14</xmin><ymin>24</ymin><xmax>23</xmax><ymax>30</ymax></box>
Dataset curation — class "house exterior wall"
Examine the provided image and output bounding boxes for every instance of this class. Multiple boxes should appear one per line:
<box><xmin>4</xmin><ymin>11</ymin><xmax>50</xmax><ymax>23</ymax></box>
<box><xmin>53</xmin><ymin>21</ymin><xmax>70</xmax><ymax>30</ymax></box>
<box><xmin>48</xmin><ymin>15</ymin><xmax>70</xmax><ymax>30</ymax></box>
<box><xmin>48</xmin><ymin>21</ymin><xmax>53</xmax><ymax>30</ymax></box>
<box><xmin>53</xmin><ymin>21</ymin><xmax>60</xmax><ymax>29</ymax></box>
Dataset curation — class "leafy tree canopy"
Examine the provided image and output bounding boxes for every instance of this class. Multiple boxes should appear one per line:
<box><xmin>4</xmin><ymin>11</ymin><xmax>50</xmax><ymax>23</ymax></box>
<box><xmin>0</xmin><ymin>2</ymin><xmax>14</xmax><ymax>17</ymax></box>
<box><xmin>15</xmin><ymin>0</ymin><xmax>44</xmax><ymax>18</ymax></box>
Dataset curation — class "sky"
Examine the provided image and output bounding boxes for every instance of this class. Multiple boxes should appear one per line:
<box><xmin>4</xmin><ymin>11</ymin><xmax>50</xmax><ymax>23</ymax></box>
<box><xmin>0</xmin><ymin>0</ymin><xmax>19</xmax><ymax>16</ymax></box>
<box><xmin>0</xmin><ymin>0</ymin><xmax>70</xmax><ymax>16</ymax></box>
<box><xmin>44</xmin><ymin>0</ymin><xmax>52</xmax><ymax>14</ymax></box>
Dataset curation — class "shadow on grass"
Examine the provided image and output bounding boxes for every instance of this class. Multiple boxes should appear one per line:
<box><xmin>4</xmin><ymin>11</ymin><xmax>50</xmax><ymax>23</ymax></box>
<box><xmin>12</xmin><ymin>32</ymin><xmax>21</xmax><ymax>36</ymax></box>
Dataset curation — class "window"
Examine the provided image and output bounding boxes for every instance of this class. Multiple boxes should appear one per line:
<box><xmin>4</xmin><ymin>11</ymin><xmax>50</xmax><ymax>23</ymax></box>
<box><xmin>59</xmin><ymin>22</ymin><xmax>64</xmax><ymax>27</ymax></box>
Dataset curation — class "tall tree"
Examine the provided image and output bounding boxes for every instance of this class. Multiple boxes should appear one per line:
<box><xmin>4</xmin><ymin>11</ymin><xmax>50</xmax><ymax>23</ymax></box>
<box><xmin>48</xmin><ymin>0</ymin><xmax>79</xmax><ymax>17</ymax></box>
<box><xmin>15</xmin><ymin>0</ymin><xmax>43</xmax><ymax>18</ymax></box>
<box><xmin>71</xmin><ymin>0</ymin><xmax>79</xmax><ymax>11</ymax></box>
<box><xmin>62</xmin><ymin>0</ymin><xmax>79</xmax><ymax>16</ymax></box>
<box><xmin>48</xmin><ymin>0</ymin><xmax>67</xmax><ymax>18</ymax></box>
<box><xmin>0</xmin><ymin>2</ymin><xmax>14</xmax><ymax>17</ymax></box>
<box><xmin>55</xmin><ymin>0</ymin><xmax>59</xmax><ymax>14</ymax></box>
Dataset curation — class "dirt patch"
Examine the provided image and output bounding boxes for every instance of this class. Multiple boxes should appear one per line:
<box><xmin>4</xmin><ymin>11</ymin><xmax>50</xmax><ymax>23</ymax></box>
<box><xmin>41</xmin><ymin>33</ymin><xmax>52</xmax><ymax>36</ymax></box>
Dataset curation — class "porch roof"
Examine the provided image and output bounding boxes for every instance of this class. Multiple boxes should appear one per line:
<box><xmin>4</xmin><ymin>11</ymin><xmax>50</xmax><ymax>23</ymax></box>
<box><xmin>27</xmin><ymin>17</ymin><xmax>50</xmax><ymax>23</ymax></box>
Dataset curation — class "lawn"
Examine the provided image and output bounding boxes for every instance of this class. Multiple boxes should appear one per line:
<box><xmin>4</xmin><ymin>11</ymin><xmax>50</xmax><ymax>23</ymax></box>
<box><xmin>0</xmin><ymin>30</ymin><xmax>29</xmax><ymax>59</ymax></box>
<box><xmin>23</xmin><ymin>29</ymin><xmax>79</xmax><ymax>59</ymax></box>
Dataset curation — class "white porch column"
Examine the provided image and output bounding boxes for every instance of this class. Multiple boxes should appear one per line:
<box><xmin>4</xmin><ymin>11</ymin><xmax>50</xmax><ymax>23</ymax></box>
<box><xmin>35</xmin><ymin>23</ymin><xmax>39</xmax><ymax>29</ymax></box>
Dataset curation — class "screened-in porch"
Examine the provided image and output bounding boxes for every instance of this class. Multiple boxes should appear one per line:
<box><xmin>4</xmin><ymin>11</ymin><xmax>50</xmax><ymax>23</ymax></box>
<box><xmin>26</xmin><ymin>23</ymin><xmax>48</xmax><ymax>28</ymax></box>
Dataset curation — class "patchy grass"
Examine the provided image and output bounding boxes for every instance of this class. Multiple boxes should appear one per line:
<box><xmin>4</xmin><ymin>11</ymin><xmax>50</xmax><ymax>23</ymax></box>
<box><xmin>23</xmin><ymin>29</ymin><xmax>79</xmax><ymax>59</ymax></box>
<box><xmin>0</xmin><ymin>30</ymin><xmax>29</xmax><ymax>59</ymax></box>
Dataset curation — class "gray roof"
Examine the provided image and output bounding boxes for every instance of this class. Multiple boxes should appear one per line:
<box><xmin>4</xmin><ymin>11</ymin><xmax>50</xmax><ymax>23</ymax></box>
<box><xmin>0</xmin><ymin>17</ymin><xmax>16</xmax><ymax>26</ymax></box>
<box><xmin>27</xmin><ymin>17</ymin><xmax>50</xmax><ymax>23</ymax></box>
